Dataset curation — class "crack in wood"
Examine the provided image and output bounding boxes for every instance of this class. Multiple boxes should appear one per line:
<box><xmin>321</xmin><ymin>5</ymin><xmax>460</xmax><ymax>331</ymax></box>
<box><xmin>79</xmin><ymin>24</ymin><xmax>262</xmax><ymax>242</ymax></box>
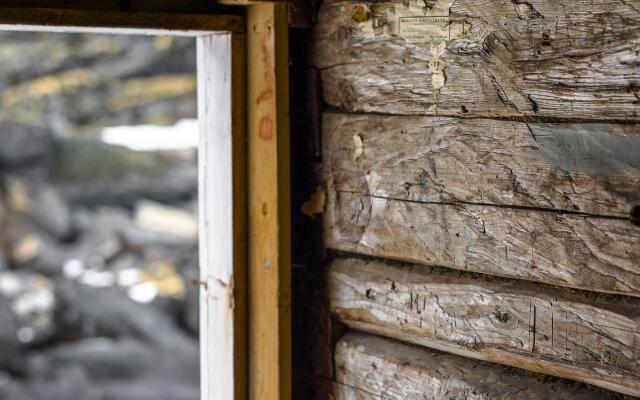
<box><xmin>336</xmin><ymin>189</ymin><xmax>633</xmax><ymax>222</ymax></box>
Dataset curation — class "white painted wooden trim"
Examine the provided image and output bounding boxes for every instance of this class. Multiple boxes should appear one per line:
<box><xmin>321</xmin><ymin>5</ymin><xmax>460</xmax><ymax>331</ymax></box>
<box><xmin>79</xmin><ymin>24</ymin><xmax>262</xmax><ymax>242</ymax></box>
<box><xmin>0</xmin><ymin>24</ymin><xmax>211</xmax><ymax>35</ymax></box>
<box><xmin>0</xmin><ymin>19</ymin><xmax>244</xmax><ymax>399</ymax></box>
<box><xmin>198</xmin><ymin>33</ymin><xmax>236</xmax><ymax>400</ymax></box>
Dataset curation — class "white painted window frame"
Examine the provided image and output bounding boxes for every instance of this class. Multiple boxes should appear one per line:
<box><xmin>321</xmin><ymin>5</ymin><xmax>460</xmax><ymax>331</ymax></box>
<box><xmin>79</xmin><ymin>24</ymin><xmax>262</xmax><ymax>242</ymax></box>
<box><xmin>0</xmin><ymin>14</ymin><xmax>247</xmax><ymax>400</ymax></box>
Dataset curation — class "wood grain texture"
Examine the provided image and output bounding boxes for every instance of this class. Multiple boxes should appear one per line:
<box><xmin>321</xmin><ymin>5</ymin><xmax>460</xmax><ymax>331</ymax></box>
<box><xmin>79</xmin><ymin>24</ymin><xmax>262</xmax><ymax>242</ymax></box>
<box><xmin>0</xmin><ymin>7</ymin><xmax>243</xmax><ymax>34</ymax></box>
<box><xmin>312</xmin><ymin>0</ymin><xmax>640</xmax><ymax>120</ymax></box>
<box><xmin>0</xmin><ymin>0</ymin><xmax>230</xmax><ymax>14</ymax></box>
<box><xmin>329</xmin><ymin>259</ymin><xmax>640</xmax><ymax>396</ymax></box>
<box><xmin>247</xmin><ymin>4</ymin><xmax>292</xmax><ymax>400</ymax></box>
<box><xmin>325</xmin><ymin>189</ymin><xmax>640</xmax><ymax>296</ymax></box>
<box><xmin>198</xmin><ymin>33</ymin><xmax>246</xmax><ymax>400</ymax></box>
<box><xmin>218</xmin><ymin>0</ymin><xmax>283</xmax><ymax>5</ymax></box>
<box><xmin>333</xmin><ymin>333</ymin><xmax>621</xmax><ymax>399</ymax></box>
<box><xmin>324</xmin><ymin>112</ymin><xmax>640</xmax><ymax>218</ymax></box>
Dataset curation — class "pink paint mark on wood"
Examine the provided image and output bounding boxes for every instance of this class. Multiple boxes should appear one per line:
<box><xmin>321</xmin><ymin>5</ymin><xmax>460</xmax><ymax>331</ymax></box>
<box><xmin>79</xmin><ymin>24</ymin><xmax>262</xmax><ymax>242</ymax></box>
<box><xmin>256</xmin><ymin>88</ymin><xmax>274</xmax><ymax>104</ymax></box>
<box><xmin>259</xmin><ymin>116</ymin><xmax>273</xmax><ymax>140</ymax></box>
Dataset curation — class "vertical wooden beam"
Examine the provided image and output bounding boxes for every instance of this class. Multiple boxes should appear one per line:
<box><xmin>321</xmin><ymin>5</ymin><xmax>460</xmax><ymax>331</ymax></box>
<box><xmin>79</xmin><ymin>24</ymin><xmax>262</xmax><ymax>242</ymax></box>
<box><xmin>247</xmin><ymin>3</ymin><xmax>292</xmax><ymax>400</ymax></box>
<box><xmin>198</xmin><ymin>32</ymin><xmax>247</xmax><ymax>400</ymax></box>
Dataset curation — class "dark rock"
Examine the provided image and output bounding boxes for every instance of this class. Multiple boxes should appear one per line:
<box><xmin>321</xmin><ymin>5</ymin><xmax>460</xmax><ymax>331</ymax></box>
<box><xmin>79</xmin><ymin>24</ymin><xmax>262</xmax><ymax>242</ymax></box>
<box><xmin>178</xmin><ymin>250</ymin><xmax>199</xmax><ymax>336</ymax></box>
<box><xmin>0</xmin><ymin>32</ymin><xmax>200</xmax><ymax>399</ymax></box>
<box><xmin>25</xmin><ymin>337</ymin><xmax>198</xmax><ymax>397</ymax></box>
<box><xmin>13</xmin><ymin>204</ymin><xmax>192</xmax><ymax>277</ymax></box>
<box><xmin>0</xmin><ymin>377</ymin><xmax>200</xmax><ymax>400</ymax></box>
<box><xmin>51</xmin><ymin>282</ymin><xmax>199</xmax><ymax>391</ymax></box>
<box><xmin>5</xmin><ymin>179</ymin><xmax>73</xmax><ymax>241</ymax></box>
<box><xmin>69</xmin><ymin>205</ymin><xmax>191</xmax><ymax>258</ymax></box>
<box><xmin>26</xmin><ymin>338</ymin><xmax>155</xmax><ymax>382</ymax></box>
<box><xmin>7</xmin><ymin>206</ymin><xmax>124</xmax><ymax>276</ymax></box>
<box><xmin>100</xmin><ymin>381</ymin><xmax>200</xmax><ymax>400</ymax></box>
<box><xmin>0</xmin><ymin>124</ymin><xmax>53</xmax><ymax>168</ymax></box>
<box><xmin>0</xmin><ymin>365</ymin><xmax>95</xmax><ymax>400</ymax></box>
<box><xmin>0</xmin><ymin>298</ymin><xmax>22</xmax><ymax>371</ymax></box>
<box><xmin>52</xmin><ymin>139</ymin><xmax>197</xmax><ymax>208</ymax></box>
<box><xmin>54</xmin><ymin>279</ymin><xmax>195</xmax><ymax>351</ymax></box>
<box><xmin>0</xmin><ymin>32</ymin><xmax>196</xmax><ymax>135</ymax></box>
<box><xmin>0</xmin><ymin>272</ymin><xmax>56</xmax><ymax>347</ymax></box>
<box><xmin>0</xmin><ymin>209</ymin><xmax>49</xmax><ymax>269</ymax></box>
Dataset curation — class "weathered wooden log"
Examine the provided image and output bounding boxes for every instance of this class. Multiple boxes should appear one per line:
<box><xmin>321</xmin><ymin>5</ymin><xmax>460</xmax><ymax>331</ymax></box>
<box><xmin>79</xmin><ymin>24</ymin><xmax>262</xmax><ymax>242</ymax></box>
<box><xmin>313</xmin><ymin>0</ymin><xmax>640</xmax><ymax>120</ymax></box>
<box><xmin>325</xmin><ymin>189</ymin><xmax>640</xmax><ymax>296</ymax></box>
<box><xmin>324</xmin><ymin>112</ymin><xmax>640</xmax><ymax>218</ymax></box>
<box><xmin>334</xmin><ymin>332</ymin><xmax>619</xmax><ymax>399</ymax></box>
<box><xmin>329</xmin><ymin>259</ymin><xmax>640</xmax><ymax>396</ymax></box>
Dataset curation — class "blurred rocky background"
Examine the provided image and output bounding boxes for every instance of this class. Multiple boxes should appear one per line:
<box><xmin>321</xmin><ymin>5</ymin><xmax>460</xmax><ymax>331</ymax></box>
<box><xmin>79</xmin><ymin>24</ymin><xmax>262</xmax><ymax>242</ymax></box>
<box><xmin>0</xmin><ymin>32</ymin><xmax>200</xmax><ymax>400</ymax></box>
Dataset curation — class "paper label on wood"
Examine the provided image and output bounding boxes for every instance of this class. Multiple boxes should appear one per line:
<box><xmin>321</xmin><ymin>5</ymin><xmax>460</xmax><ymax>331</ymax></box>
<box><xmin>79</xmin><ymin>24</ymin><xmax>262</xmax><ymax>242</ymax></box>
<box><xmin>360</xmin><ymin>0</ymin><xmax>464</xmax><ymax>44</ymax></box>
<box><xmin>398</xmin><ymin>16</ymin><xmax>450</xmax><ymax>43</ymax></box>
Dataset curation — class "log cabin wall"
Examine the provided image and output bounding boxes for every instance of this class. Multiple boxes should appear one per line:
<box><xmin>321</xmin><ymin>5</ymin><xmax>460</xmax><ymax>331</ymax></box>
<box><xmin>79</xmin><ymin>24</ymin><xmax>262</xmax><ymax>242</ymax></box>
<box><xmin>311</xmin><ymin>0</ymin><xmax>640</xmax><ymax>398</ymax></box>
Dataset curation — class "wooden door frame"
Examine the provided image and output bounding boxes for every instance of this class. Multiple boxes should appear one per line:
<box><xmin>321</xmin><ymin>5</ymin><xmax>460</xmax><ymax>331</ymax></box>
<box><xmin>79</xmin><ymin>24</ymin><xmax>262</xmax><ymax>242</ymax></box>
<box><xmin>0</xmin><ymin>4</ymin><xmax>291</xmax><ymax>400</ymax></box>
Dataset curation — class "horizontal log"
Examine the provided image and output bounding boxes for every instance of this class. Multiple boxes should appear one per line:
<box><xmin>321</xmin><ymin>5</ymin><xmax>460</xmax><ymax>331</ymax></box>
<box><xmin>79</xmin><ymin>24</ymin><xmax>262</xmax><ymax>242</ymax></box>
<box><xmin>313</xmin><ymin>0</ymin><xmax>640</xmax><ymax>120</ymax></box>
<box><xmin>324</xmin><ymin>112</ymin><xmax>640</xmax><ymax>218</ymax></box>
<box><xmin>325</xmin><ymin>190</ymin><xmax>640</xmax><ymax>296</ymax></box>
<box><xmin>334</xmin><ymin>332</ymin><xmax>618</xmax><ymax>399</ymax></box>
<box><xmin>329</xmin><ymin>259</ymin><xmax>640</xmax><ymax>396</ymax></box>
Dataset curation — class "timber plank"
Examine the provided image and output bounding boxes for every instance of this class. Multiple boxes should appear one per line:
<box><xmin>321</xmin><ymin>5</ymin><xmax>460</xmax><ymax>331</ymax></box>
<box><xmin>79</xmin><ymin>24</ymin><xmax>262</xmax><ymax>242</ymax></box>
<box><xmin>324</xmin><ymin>190</ymin><xmax>640</xmax><ymax>296</ymax></box>
<box><xmin>198</xmin><ymin>33</ymin><xmax>246</xmax><ymax>400</ymax></box>
<box><xmin>247</xmin><ymin>4</ymin><xmax>292</xmax><ymax>400</ymax></box>
<box><xmin>324</xmin><ymin>112</ymin><xmax>640</xmax><ymax>218</ymax></box>
<box><xmin>0</xmin><ymin>7</ymin><xmax>243</xmax><ymax>34</ymax></box>
<box><xmin>329</xmin><ymin>259</ymin><xmax>640</xmax><ymax>396</ymax></box>
<box><xmin>334</xmin><ymin>333</ymin><xmax>620</xmax><ymax>399</ymax></box>
<box><xmin>0</xmin><ymin>0</ymin><xmax>228</xmax><ymax>14</ymax></box>
<box><xmin>312</xmin><ymin>0</ymin><xmax>640</xmax><ymax>120</ymax></box>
